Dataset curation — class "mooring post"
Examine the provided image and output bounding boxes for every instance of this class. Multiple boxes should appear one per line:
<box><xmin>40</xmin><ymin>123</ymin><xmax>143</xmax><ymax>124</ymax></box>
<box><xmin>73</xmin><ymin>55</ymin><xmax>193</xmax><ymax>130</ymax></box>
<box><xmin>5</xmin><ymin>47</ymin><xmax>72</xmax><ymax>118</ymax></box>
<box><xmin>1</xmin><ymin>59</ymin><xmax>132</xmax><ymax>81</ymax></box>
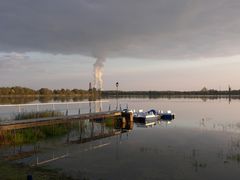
<box><xmin>122</xmin><ymin>111</ymin><xmax>133</xmax><ymax>123</ymax></box>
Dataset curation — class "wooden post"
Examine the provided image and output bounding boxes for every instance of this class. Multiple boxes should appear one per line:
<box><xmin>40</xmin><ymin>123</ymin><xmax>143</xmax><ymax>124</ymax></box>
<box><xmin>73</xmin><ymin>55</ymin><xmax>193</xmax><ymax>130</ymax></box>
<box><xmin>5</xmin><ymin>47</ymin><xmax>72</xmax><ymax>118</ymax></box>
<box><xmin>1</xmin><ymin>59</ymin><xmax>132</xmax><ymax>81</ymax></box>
<box><xmin>121</xmin><ymin>111</ymin><xmax>133</xmax><ymax>122</ymax></box>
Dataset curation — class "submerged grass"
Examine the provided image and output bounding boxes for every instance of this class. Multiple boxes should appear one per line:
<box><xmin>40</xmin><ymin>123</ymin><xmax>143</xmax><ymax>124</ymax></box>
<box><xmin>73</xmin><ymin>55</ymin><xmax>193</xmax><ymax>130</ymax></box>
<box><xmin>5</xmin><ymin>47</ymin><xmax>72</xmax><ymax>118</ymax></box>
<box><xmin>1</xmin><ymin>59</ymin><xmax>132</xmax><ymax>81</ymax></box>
<box><xmin>227</xmin><ymin>153</ymin><xmax>240</xmax><ymax>162</ymax></box>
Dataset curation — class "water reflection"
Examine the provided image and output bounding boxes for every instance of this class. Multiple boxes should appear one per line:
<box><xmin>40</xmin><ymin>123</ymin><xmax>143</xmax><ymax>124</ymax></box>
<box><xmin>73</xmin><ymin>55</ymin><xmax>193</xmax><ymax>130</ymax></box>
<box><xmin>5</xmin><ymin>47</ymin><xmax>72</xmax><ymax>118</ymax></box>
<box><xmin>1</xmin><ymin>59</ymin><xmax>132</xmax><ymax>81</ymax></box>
<box><xmin>0</xmin><ymin>117</ymin><xmax>133</xmax><ymax>166</ymax></box>
<box><xmin>1</xmin><ymin>98</ymin><xmax>240</xmax><ymax>179</ymax></box>
<box><xmin>0</xmin><ymin>94</ymin><xmax>240</xmax><ymax>105</ymax></box>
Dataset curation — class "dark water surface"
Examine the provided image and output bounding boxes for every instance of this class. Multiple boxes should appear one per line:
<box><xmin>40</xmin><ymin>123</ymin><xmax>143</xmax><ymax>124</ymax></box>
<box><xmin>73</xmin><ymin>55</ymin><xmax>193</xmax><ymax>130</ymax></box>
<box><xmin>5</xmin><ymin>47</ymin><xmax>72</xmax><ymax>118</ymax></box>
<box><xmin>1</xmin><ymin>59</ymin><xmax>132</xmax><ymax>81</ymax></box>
<box><xmin>1</xmin><ymin>98</ymin><xmax>240</xmax><ymax>180</ymax></box>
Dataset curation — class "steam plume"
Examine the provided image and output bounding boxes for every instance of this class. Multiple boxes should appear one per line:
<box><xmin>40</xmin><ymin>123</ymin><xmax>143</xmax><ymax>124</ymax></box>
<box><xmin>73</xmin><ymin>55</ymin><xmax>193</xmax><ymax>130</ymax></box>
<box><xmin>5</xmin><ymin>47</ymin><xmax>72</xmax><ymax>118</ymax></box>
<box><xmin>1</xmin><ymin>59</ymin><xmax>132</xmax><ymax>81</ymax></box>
<box><xmin>93</xmin><ymin>57</ymin><xmax>105</xmax><ymax>90</ymax></box>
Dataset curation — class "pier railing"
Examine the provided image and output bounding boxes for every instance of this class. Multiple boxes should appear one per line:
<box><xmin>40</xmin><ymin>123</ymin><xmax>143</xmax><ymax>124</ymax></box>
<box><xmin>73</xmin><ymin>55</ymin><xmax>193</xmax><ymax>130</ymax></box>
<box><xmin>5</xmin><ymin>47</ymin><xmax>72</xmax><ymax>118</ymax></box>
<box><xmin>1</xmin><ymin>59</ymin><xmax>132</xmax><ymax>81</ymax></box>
<box><xmin>0</xmin><ymin>100</ymin><xmax>114</xmax><ymax>121</ymax></box>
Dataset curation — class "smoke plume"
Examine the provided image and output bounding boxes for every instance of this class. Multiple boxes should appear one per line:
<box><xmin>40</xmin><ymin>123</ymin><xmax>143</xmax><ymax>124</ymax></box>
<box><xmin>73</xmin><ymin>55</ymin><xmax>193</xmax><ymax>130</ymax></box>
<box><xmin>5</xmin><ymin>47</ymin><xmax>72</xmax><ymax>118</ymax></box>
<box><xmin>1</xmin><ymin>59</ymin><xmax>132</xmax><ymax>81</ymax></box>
<box><xmin>93</xmin><ymin>57</ymin><xmax>106</xmax><ymax>90</ymax></box>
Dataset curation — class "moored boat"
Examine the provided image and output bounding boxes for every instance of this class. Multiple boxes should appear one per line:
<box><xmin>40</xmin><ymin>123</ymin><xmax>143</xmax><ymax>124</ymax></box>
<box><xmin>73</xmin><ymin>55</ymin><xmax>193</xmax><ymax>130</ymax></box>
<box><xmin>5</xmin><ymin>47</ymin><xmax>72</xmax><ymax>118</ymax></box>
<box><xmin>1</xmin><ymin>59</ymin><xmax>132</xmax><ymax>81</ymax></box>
<box><xmin>158</xmin><ymin>110</ymin><xmax>175</xmax><ymax>120</ymax></box>
<box><xmin>133</xmin><ymin>109</ymin><xmax>159</xmax><ymax>123</ymax></box>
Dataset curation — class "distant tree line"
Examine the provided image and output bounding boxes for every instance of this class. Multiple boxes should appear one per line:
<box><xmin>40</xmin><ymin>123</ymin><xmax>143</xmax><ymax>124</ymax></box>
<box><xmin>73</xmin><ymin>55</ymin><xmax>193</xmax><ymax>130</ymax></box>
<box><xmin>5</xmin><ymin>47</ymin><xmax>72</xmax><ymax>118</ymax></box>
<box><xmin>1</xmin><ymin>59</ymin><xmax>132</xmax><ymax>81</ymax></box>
<box><xmin>1</xmin><ymin>86</ymin><xmax>240</xmax><ymax>97</ymax></box>
<box><xmin>102</xmin><ymin>87</ymin><xmax>240</xmax><ymax>97</ymax></box>
<box><xmin>0</xmin><ymin>86</ymin><xmax>90</xmax><ymax>96</ymax></box>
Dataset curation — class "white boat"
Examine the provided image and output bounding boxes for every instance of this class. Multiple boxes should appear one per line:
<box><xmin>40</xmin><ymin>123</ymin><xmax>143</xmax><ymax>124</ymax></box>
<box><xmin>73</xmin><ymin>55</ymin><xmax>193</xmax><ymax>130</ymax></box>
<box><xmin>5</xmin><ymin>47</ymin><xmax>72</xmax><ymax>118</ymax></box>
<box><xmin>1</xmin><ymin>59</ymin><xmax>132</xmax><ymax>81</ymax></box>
<box><xmin>133</xmin><ymin>109</ymin><xmax>159</xmax><ymax>123</ymax></box>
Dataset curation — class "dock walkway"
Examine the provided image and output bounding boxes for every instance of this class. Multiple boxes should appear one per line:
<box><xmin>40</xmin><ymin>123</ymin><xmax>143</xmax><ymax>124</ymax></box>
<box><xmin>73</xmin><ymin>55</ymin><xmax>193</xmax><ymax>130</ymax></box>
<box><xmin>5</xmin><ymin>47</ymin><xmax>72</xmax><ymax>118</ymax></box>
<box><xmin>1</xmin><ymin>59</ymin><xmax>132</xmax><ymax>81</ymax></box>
<box><xmin>0</xmin><ymin>110</ymin><xmax>121</xmax><ymax>131</ymax></box>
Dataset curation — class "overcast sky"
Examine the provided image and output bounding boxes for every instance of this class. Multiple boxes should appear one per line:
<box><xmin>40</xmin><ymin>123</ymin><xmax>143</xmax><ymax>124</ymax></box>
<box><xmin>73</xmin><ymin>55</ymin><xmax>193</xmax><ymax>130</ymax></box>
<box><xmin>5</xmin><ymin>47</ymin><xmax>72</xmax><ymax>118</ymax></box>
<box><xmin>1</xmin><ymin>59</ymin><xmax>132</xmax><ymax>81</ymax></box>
<box><xmin>0</xmin><ymin>0</ymin><xmax>240</xmax><ymax>90</ymax></box>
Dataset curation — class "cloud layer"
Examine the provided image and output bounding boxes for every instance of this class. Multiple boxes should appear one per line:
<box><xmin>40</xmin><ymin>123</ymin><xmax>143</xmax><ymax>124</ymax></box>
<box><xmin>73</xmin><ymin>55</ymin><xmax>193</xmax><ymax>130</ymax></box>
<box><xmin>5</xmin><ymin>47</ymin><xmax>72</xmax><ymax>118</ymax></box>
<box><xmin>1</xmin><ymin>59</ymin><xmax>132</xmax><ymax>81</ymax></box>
<box><xmin>0</xmin><ymin>52</ymin><xmax>30</xmax><ymax>70</ymax></box>
<box><xmin>1</xmin><ymin>0</ymin><xmax>240</xmax><ymax>59</ymax></box>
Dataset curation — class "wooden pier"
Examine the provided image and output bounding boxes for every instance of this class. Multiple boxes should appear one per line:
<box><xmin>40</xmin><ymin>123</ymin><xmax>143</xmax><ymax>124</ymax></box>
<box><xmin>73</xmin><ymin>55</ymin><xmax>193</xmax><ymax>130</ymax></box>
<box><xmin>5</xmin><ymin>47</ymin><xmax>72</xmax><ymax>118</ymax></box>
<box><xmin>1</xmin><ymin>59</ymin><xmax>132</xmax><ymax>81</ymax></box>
<box><xmin>0</xmin><ymin>110</ymin><xmax>121</xmax><ymax>131</ymax></box>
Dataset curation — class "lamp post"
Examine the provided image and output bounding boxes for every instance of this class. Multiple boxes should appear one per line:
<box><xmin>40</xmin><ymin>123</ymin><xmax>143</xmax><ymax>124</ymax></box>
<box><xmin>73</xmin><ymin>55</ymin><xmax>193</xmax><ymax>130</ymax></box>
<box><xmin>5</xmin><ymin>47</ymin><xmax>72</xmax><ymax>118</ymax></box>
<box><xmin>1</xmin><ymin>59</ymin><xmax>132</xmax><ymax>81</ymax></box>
<box><xmin>116</xmin><ymin>82</ymin><xmax>119</xmax><ymax>110</ymax></box>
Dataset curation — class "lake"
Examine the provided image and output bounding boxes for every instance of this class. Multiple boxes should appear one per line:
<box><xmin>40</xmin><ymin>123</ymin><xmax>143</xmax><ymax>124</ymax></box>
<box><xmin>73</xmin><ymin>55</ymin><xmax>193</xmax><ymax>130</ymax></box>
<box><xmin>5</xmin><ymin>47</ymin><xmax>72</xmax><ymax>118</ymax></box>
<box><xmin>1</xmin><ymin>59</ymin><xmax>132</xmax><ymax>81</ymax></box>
<box><xmin>1</xmin><ymin>97</ymin><xmax>240</xmax><ymax>180</ymax></box>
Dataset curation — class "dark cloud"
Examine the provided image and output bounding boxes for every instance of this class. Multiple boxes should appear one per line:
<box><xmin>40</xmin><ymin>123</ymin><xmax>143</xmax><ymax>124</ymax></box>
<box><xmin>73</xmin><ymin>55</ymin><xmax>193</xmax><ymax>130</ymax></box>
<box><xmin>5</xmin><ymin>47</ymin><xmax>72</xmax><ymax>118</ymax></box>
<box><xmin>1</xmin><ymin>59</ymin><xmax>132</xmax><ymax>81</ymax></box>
<box><xmin>0</xmin><ymin>0</ymin><xmax>240</xmax><ymax>59</ymax></box>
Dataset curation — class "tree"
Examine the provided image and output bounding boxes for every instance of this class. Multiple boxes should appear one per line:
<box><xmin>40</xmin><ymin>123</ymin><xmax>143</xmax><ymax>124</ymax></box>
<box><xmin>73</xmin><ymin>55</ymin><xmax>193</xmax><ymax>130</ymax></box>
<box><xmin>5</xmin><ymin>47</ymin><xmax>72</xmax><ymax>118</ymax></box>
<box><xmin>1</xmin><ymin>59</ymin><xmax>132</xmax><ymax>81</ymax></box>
<box><xmin>38</xmin><ymin>88</ymin><xmax>53</xmax><ymax>95</ymax></box>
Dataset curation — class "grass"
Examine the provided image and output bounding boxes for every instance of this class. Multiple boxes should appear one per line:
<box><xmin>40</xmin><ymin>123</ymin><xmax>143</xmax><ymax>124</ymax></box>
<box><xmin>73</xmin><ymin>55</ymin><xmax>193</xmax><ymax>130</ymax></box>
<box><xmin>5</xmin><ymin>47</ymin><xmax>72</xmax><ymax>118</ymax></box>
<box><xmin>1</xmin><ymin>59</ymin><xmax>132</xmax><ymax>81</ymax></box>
<box><xmin>0</xmin><ymin>124</ymin><xmax>71</xmax><ymax>146</ymax></box>
<box><xmin>15</xmin><ymin>110</ymin><xmax>64</xmax><ymax>120</ymax></box>
<box><xmin>0</xmin><ymin>159</ymin><xmax>73</xmax><ymax>180</ymax></box>
<box><xmin>104</xmin><ymin>117</ymin><xmax>116</xmax><ymax>128</ymax></box>
<box><xmin>227</xmin><ymin>153</ymin><xmax>240</xmax><ymax>162</ymax></box>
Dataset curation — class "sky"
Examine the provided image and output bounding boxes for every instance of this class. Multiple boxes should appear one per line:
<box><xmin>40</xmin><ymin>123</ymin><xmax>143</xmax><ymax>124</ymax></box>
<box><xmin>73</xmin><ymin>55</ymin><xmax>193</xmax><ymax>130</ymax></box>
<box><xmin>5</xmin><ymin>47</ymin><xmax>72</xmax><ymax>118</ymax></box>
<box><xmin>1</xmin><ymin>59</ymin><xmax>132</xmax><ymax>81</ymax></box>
<box><xmin>0</xmin><ymin>0</ymin><xmax>240</xmax><ymax>91</ymax></box>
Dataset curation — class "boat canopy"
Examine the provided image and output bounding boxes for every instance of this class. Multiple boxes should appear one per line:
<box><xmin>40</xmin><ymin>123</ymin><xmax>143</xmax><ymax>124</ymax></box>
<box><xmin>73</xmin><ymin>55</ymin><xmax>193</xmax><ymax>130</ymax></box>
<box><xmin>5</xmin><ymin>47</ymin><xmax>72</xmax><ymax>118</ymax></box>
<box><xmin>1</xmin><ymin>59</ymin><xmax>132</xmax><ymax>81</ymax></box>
<box><xmin>147</xmin><ymin>109</ymin><xmax>157</xmax><ymax>115</ymax></box>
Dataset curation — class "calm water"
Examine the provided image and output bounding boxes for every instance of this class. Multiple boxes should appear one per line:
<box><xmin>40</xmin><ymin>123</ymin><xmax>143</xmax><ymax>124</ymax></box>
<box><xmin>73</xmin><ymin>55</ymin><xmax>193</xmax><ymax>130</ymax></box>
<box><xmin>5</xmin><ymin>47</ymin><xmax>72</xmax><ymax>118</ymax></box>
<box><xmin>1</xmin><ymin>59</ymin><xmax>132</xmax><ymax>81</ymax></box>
<box><xmin>1</xmin><ymin>98</ymin><xmax>240</xmax><ymax>180</ymax></box>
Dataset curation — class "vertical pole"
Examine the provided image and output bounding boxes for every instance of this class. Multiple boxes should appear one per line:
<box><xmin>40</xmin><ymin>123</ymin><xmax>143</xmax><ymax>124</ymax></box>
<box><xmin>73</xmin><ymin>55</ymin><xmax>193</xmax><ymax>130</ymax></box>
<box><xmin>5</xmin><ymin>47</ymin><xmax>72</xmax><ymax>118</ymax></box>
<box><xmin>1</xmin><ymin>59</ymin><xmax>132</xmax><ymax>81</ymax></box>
<box><xmin>52</xmin><ymin>104</ymin><xmax>55</xmax><ymax>117</ymax></box>
<box><xmin>89</xmin><ymin>101</ymin><xmax>92</xmax><ymax>113</ymax></box>
<box><xmin>18</xmin><ymin>105</ymin><xmax>21</xmax><ymax>120</ymax></box>
<box><xmin>116</xmin><ymin>84</ymin><xmax>119</xmax><ymax>110</ymax></box>
<box><xmin>115</xmin><ymin>82</ymin><xmax>119</xmax><ymax>110</ymax></box>
<box><xmin>18</xmin><ymin>105</ymin><xmax>21</xmax><ymax>113</ymax></box>
<box><xmin>66</xmin><ymin>104</ymin><xmax>69</xmax><ymax>116</ymax></box>
<box><xmin>36</xmin><ymin>104</ymin><xmax>39</xmax><ymax>118</ymax></box>
<box><xmin>91</xmin><ymin>121</ymin><xmax>94</xmax><ymax>138</ymax></box>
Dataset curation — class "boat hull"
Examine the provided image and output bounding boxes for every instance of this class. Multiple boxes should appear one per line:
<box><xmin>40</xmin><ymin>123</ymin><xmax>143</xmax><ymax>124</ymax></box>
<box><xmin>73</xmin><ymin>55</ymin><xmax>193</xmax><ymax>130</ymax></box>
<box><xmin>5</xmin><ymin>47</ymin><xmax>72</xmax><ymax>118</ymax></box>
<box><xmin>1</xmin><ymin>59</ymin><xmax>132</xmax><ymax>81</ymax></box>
<box><xmin>134</xmin><ymin>116</ymin><xmax>159</xmax><ymax>123</ymax></box>
<box><xmin>160</xmin><ymin>114</ymin><xmax>175</xmax><ymax>120</ymax></box>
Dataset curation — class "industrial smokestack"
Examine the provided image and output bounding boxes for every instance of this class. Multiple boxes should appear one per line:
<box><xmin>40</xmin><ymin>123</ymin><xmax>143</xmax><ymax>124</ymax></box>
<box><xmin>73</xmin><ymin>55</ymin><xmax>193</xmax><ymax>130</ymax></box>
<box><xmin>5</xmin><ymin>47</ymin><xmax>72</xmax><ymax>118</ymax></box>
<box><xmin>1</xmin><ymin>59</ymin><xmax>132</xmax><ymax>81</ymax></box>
<box><xmin>93</xmin><ymin>57</ymin><xmax>105</xmax><ymax>90</ymax></box>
